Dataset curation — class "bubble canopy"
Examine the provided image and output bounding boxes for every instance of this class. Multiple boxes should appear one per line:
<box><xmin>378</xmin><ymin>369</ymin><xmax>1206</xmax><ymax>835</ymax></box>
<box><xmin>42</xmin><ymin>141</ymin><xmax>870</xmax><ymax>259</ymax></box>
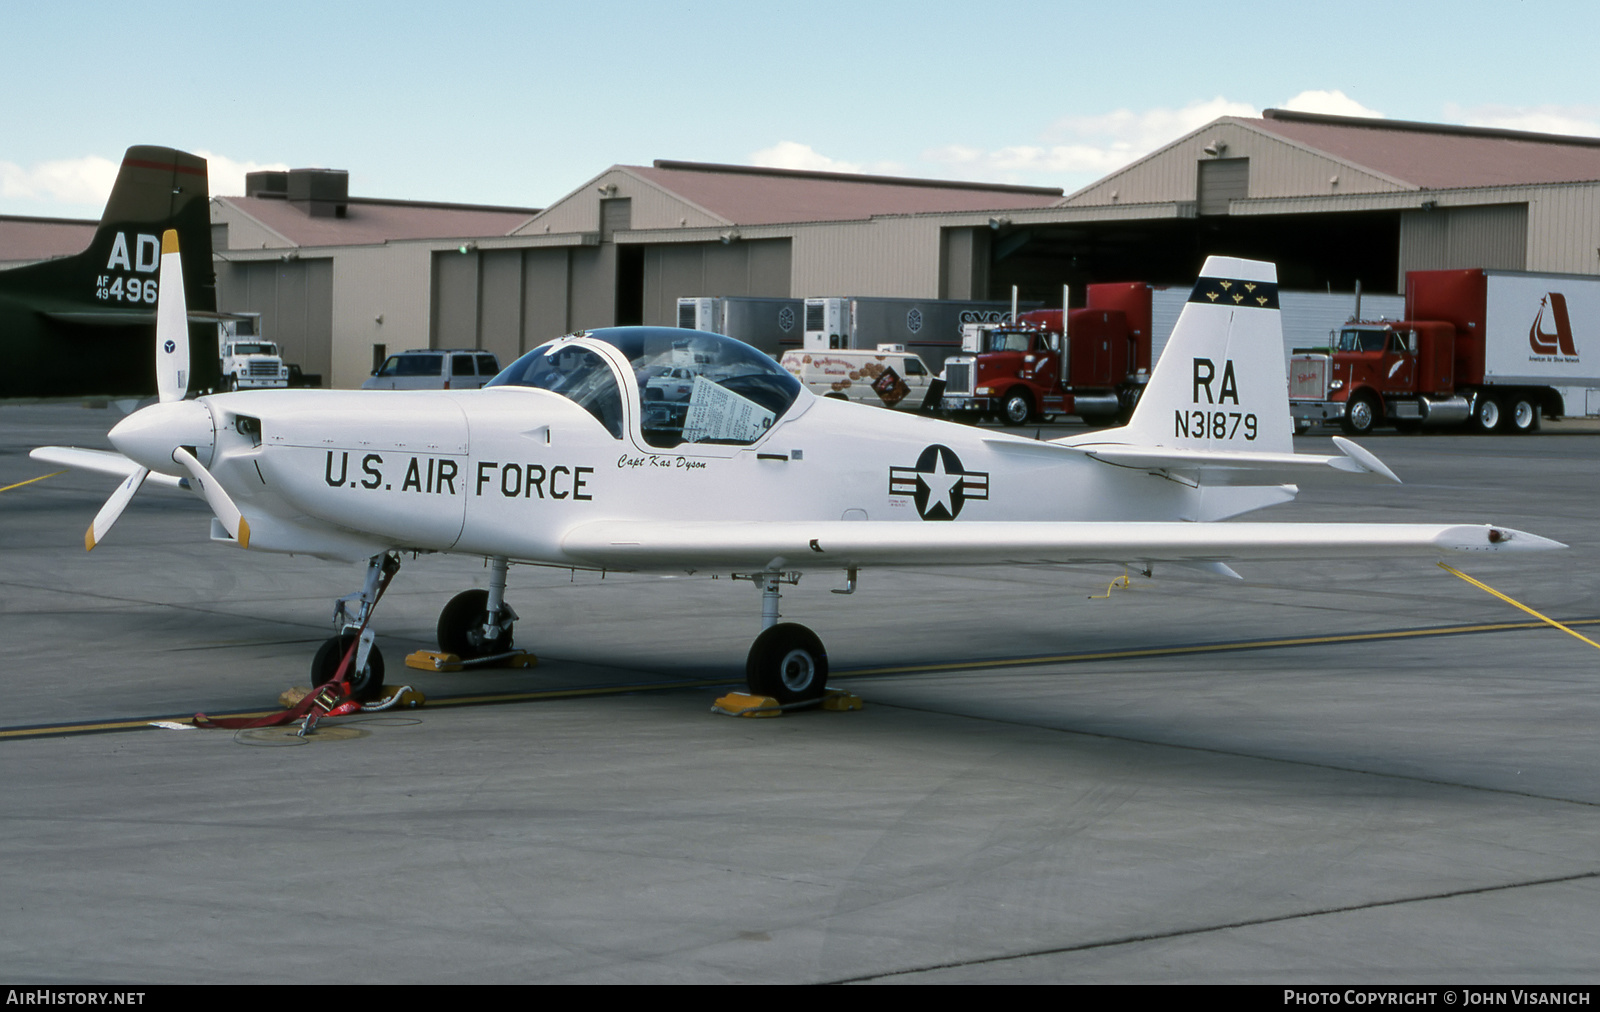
<box><xmin>487</xmin><ymin>327</ymin><xmax>803</xmax><ymax>449</ymax></box>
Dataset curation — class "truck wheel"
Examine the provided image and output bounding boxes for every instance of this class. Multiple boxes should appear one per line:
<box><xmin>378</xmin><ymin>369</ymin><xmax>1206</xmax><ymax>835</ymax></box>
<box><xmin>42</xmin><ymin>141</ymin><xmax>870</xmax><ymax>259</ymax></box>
<box><xmin>227</xmin><ymin>375</ymin><xmax>240</xmax><ymax>392</ymax></box>
<box><xmin>1340</xmin><ymin>394</ymin><xmax>1378</xmax><ymax>436</ymax></box>
<box><xmin>1471</xmin><ymin>396</ymin><xmax>1501</xmax><ymax>433</ymax></box>
<box><xmin>1508</xmin><ymin>396</ymin><xmax>1539</xmax><ymax>434</ymax></box>
<box><xmin>1002</xmin><ymin>392</ymin><xmax>1033</xmax><ymax>426</ymax></box>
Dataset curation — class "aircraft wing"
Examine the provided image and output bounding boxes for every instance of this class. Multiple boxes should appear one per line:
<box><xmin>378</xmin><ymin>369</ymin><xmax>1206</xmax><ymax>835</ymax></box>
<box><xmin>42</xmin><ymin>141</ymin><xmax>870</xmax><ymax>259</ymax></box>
<box><xmin>987</xmin><ymin>434</ymin><xmax>1401</xmax><ymax>484</ymax></box>
<box><xmin>561</xmin><ymin>520</ymin><xmax>1562</xmax><ymax>572</ymax></box>
<box><xmin>30</xmin><ymin>446</ymin><xmax>185</xmax><ymax>489</ymax></box>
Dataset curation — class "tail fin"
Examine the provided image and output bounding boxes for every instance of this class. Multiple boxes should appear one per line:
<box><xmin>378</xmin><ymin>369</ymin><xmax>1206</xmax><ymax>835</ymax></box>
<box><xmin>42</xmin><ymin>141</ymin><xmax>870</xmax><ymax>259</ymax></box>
<box><xmin>1121</xmin><ymin>256</ymin><xmax>1292</xmax><ymax>454</ymax></box>
<box><xmin>0</xmin><ymin>146</ymin><xmax>217</xmax><ymax>397</ymax></box>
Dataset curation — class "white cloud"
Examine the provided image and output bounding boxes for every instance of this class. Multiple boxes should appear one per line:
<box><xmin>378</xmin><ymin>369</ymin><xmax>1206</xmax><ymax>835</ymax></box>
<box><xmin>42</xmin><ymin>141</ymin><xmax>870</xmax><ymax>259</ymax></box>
<box><xmin>748</xmin><ymin>141</ymin><xmax>905</xmax><ymax>176</ymax></box>
<box><xmin>749</xmin><ymin>141</ymin><xmax>863</xmax><ymax>174</ymax></box>
<box><xmin>194</xmin><ymin>150</ymin><xmax>291</xmax><ymax>197</ymax></box>
<box><xmin>0</xmin><ymin>155</ymin><xmax>120</xmax><ymax>210</ymax></box>
<box><xmin>1280</xmin><ymin>90</ymin><xmax>1383</xmax><ymax>118</ymax></box>
<box><xmin>925</xmin><ymin>97</ymin><xmax>1259</xmax><ymax>184</ymax></box>
<box><xmin>1443</xmin><ymin>103</ymin><xmax>1600</xmax><ymax>137</ymax></box>
<box><xmin>0</xmin><ymin>150</ymin><xmax>292</xmax><ymax>216</ymax></box>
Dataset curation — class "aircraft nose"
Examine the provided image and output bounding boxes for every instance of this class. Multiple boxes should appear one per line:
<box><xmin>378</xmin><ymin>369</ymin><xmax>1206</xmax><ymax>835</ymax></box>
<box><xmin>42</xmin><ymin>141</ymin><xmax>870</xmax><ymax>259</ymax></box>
<box><xmin>109</xmin><ymin>399</ymin><xmax>217</xmax><ymax>473</ymax></box>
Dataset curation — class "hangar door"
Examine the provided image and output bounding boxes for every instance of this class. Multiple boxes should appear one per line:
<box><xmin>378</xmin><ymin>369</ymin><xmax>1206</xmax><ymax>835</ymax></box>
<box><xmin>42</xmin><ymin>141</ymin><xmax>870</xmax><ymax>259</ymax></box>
<box><xmin>215</xmin><ymin>258</ymin><xmax>333</xmax><ymax>383</ymax></box>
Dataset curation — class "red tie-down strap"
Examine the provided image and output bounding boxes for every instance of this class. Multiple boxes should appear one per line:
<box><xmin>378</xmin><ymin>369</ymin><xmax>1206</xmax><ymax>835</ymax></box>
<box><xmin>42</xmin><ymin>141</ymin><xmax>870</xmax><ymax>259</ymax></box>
<box><xmin>193</xmin><ymin>555</ymin><xmax>401</xmax><ymax>729</ymax></box>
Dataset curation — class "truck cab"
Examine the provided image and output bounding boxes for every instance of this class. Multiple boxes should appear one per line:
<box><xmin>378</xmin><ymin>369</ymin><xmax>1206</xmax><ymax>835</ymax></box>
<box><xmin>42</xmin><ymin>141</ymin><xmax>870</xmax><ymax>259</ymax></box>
<box><xmin>941</xmin><ymin>284</ymin><xmax>1150</xmax><ymax>426</ymax></box>
<box><xmin>218</xmin><ymin>314</ymin><xmax>289</xmax><ymax>391</ymax></box>
<box><xmin>1290</xmin><ymin>321</ymin><xmax>1459</xmax><ymax>434</ymax></box>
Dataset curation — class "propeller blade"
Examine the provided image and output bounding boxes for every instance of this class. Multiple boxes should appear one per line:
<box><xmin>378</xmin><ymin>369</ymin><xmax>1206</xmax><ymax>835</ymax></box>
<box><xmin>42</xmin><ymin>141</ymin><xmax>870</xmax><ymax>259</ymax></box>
<box><xmin>84</xmin><ymin>466</ymin><xmax>149</xmax><ymax>551</ymax></box>
<box><xmin>171</xmin><ymin>447</ymin><xmax>250</xmax><ymax>548</ymax></box>
<box><xmin>155</xmin><ymin>229</ymin><xmax>189</xmax><ymax>404</ymax></box>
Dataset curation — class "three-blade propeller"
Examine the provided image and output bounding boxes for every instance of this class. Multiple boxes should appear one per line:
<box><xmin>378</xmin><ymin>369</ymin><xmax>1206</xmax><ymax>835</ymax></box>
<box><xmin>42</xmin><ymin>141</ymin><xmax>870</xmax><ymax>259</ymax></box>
<box><xmin>83</xmin><ymin>230</ymin><xmax>249</xmax><ymax>550</ymax></box>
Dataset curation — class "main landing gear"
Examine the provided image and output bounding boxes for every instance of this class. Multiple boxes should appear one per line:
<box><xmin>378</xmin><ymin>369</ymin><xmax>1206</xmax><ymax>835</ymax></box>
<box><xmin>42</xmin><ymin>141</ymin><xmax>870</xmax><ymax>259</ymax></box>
<box><xmin>734</xmin><ymin>569</ymin><xmax>830</xmax><ymax>704</ymax></box>
<box><xmin>437</xmin><ymin>556</ymin><xmax>518</xmax><ymax>659</ymax></box>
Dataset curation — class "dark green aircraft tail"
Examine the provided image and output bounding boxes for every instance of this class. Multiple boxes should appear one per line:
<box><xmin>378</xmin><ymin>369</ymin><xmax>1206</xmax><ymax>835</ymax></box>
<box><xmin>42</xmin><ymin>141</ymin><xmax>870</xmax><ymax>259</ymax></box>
<box><xmin>0</xmin><ymin>146</ymin><xmax>218</xmax><ymax>398</ymax></box>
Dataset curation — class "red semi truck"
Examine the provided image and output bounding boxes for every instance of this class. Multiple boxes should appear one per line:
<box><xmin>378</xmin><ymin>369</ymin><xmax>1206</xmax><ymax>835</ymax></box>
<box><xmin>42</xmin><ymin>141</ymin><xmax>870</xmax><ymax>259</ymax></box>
<box><xmin>1290</xmin><ymin>268</ymin><xmax>1600</xmax><ymax>434</ymax></box>
<box><xmin>940</xmin><ymin>282</ymin><xmax>1152</xmax><ymax>425</ymax></box>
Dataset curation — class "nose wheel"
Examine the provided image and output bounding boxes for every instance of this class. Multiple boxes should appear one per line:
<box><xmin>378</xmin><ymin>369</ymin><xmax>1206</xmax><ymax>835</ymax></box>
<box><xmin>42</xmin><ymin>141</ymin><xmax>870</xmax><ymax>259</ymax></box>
<box><xmin>311</xmin><ymin>632</ymin><xmax>385</xmax><ymax>701</ymax></box>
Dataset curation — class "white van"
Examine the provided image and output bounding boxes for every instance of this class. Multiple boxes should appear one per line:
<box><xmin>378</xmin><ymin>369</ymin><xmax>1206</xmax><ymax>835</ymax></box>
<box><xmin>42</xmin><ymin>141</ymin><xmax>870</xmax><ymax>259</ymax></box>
<box><xmin>363</xmin><ymin>349</ymin><xmax>501</xmax><ymax>390</ymax></box>
<box><xmin>779</xmin><ymin>347</ymin><xmax>935</xmax><ymax>411</ymax></box>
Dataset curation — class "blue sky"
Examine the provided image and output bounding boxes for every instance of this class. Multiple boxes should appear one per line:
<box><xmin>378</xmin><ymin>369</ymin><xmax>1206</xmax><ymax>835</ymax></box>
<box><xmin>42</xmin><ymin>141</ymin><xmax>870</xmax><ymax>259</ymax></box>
<box><xmin>4</xmin><ymin>0</ymin><xmax>1598</xmax><ymax>218</ymax></box>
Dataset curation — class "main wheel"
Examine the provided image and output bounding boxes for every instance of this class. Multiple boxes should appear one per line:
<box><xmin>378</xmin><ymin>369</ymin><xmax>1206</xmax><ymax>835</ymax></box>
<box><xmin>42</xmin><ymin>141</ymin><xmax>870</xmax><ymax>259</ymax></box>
<box><xmin>437</xmin><ymin>589</ymin><xmax>514</xmax><ymax>659</ymax></box>
<box><xmin>1002</xmin><ymin>391</ymin><xmax>1033</xmax><ymax>426</ymax></box>
<box><xmin>311</xmin><ymin>633</ymin><xmax>385</xmax><ymax>702</ymax></box>
<box><xmin>1340</xmin><ymin>393</ymin><xmax>1379</xmax><ymax>435</ymax></box>
<box><xmin>746</xmin><ymin>623</ymin><xmax>829</xmax><ymax>704</ymax></box>
<box><xmin>1471</xmin><ymin>396</ymin><xmax>1502</xmax><ymax>433</ymax></box>
<box><xmin>1508</xmin><ymin>396</ymin><xmax>1539</xmax><ymax>434</ymax></box>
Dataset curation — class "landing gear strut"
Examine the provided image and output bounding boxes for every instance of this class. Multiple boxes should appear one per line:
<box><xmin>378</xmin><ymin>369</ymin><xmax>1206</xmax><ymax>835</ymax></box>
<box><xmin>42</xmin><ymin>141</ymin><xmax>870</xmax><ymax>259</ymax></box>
<box><xmin>317</xmin><ymin>551</ymin><xmax>401</xmax><ymax>701</ymax></box>
<box><xmin>734</xmin><ymin>569</ymin><xmax>829</xmax><ymax>704</ymax></box>
<box><xmin>437</xmin><ymin>556</ymin><xmax>518</xmax><ymax>658</ymax></box>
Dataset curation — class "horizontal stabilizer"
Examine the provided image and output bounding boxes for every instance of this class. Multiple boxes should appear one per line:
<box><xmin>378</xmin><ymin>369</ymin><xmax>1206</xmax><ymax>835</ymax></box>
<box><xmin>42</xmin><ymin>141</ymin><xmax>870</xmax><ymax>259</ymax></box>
<box><xmin>562</xmin><ymin>520</ymin><xmax>1564</xmax><ymax>572</ymax></box>
<box><xmin>989</xmin><ymin>430</ymin><xmax>1402</xmax><ymax>485</ymax></box>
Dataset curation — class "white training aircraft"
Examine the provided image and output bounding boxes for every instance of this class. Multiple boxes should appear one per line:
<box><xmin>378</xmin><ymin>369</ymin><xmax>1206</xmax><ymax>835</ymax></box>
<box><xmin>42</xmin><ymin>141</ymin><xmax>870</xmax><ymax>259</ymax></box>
<box><xmin>32</xmin><ymin>232</ymin><xmax>1563</xmax><ymax>704</ymax></box>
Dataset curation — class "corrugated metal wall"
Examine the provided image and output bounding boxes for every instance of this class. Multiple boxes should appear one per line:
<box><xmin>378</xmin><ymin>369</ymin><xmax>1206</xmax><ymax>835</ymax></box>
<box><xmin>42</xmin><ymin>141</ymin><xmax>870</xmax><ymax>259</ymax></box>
<box><xmin>939</xmin><ymin>227</ymin><xmax>990</xmax><ymax>300</ymax></box>
<box><xmin>1067</xmin><ymin>122</ymin><xmax>1406</xmax><ymax>207</ymax></box>
<box><xmin>640</xmin><ymin>238</ymin><xmax>792</xmax><ymax>325</ymax></box>
<box><xmin>216</xmin><ymin>258</ymin><xmax>333</xmax><ymax>382</ymax></box>
<box><xmin>790</xmin><ymin>218</ymin><xmax>944</xmax><ymax>297</ymax></box>
<box><xmin>1399</xmin><ymin>203</ymin><xmax>1528</xmax><ymax>281</ymax></box>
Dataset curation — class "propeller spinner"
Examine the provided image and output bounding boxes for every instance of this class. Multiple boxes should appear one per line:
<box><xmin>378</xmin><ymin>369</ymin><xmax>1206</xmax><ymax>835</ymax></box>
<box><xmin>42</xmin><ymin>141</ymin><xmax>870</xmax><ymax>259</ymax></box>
<box><xmin>83</xmin><ymin>230</ymin><xmax>250</xmax><ymax>550</ymax></box>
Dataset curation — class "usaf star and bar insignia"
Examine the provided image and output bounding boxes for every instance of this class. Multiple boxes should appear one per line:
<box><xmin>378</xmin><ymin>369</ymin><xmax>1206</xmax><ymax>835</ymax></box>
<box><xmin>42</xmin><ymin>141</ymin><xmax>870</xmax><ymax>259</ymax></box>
<box><xmin>889</xmin><ymin>444</ymin><xmax>989</xmax><ymax>521</ymax></box>
<box><xmin>1188</xmin><ymin>275</ymin><xmax>1280</xmax><ymax>309</ymax></box>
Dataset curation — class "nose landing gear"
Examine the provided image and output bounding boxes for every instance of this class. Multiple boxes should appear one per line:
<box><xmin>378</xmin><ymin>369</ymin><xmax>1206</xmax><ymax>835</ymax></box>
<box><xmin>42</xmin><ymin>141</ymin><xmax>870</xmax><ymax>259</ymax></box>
<box><xmin>317</xmin><ymin>551</ymin><xmax>402</xmax><ymax>701</ymax></box>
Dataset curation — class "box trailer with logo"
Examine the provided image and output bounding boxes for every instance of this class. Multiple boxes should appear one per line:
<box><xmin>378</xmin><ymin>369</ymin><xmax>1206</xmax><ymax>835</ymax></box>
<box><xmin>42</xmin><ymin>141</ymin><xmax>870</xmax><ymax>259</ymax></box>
<box><xmin>676</xmin><ymin>297</ymin><xmax>804</xmax><ymax>358</ymax></box>
<box><xmin>1289</xmin><ymin>269</ymin><xmax>1600</xmax><ymax>434</ymax></box>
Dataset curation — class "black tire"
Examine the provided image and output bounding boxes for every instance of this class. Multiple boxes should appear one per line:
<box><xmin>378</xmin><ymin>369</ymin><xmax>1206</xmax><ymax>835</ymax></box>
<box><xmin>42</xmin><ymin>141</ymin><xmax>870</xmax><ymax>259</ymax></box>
<box><xmin>1508</xmin><ymin>396</ymin><xmax>1539</xmax><ymax>434</ymax></box>
<box><xmin>1470</xmin><ymin>395</ymin><xmax>1502</xmax><ymax>434</ymax></box>
<box><xmin>1001</xmin><ymin>391</ymin><xmax>1033</xmax><ymax>426</ymax></box>
<box><xmin>437</xmin><ymin>589</ymin><xmax>514</xmax><ymax>659</ymax></box>
<box><xmin>227</xmin><ymin>375</ymin><xmax>240</xmax><ymax>392</ymax></box>
<box><xmin>1340</xmin><ymin>393</ymin><xmax>1379</xmax><ymax>435</ymax></box>
<box><xmin>746</xmin><ymin>623</ymin><xmax>828</xmax><ymax>704</ymax></box>
<box><xmin>311</xmin><ymin>633</ymin><xmax>385</xmax><ymax>702</ymax></box>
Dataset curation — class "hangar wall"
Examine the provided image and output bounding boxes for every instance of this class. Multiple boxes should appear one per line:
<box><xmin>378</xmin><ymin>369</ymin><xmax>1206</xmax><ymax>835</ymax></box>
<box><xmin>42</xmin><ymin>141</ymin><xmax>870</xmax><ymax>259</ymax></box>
<box><xmin>215</xmin><ymin>258</ymin><xmax>333</xmax><ymax>382</ymax></box>
<box><xmin>789</xmin><ymin>217</ymin><xmax>945</xmax><ymax>298</ymax></box>
<box><xmin>1399</xmin><ymin>203</ymin><xmax>1528</xmax><ymax>275</ymax></box>
<box><xmin>1066</xmin><ymin>121</ymin><xmax>1407</xmax><ymax>207</ymax></box>
<box><xmin>640</xmin><ymin>238</ymin><xmax>791</xmax><ymax>324</ymax></box>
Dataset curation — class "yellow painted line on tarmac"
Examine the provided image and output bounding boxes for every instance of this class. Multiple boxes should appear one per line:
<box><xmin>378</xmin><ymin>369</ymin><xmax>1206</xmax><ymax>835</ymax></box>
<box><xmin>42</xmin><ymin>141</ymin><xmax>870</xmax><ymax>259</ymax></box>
<box><xmin>5</xmin><ymin>618</ymin><xmax>1596</xmax><ymax>741</ymax></box>
<box><xmin>0</xmin><ymin>471</ymin><xmax>66</xmax><ymax>494</ymax></box>
<box><xmin>1438</xmin><ymin>562</ymin><xmax>1600</xmax><ymax>652</ymax></box>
